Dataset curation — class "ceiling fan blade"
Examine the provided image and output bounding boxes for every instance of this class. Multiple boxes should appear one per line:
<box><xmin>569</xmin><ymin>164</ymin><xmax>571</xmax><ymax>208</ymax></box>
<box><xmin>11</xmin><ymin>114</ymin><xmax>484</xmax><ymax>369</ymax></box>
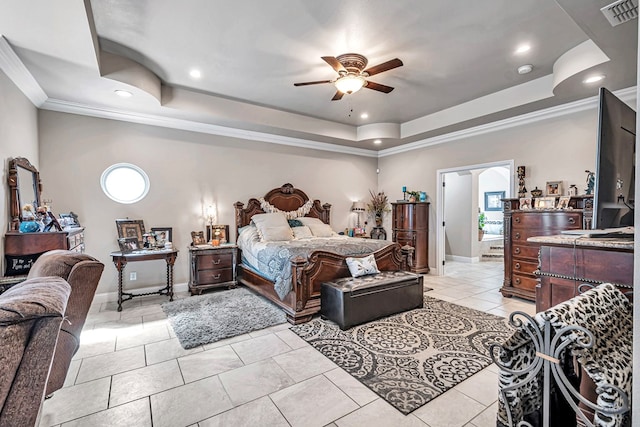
<box><xmin>362</xmin><ymin>58</ymin><xmax>403</xmax><ymax>76</ymax></box>
<box><xmin>331</xmin><ymin>91</ymin><xmax>345</xmax><ymax>101</ymax></box>
<box><xmin>293</xmin><ymin>80</ymin><xmax>332</xmax><ymax>86</ymax></box>
<box><xmin>322</xmin><ymin>56</ymin><xmax>347</xmax><ymax>73</ymax></box>
<box><xmin>364</xmin><ymin>81</ymin><xmax>394</xmax><ymax>93</ymax></box>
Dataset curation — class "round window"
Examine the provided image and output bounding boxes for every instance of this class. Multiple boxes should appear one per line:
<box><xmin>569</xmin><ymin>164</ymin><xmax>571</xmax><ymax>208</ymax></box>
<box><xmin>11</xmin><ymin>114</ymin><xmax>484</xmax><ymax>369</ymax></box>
<box><xmin>100</xmin><ymin>163</ymin><xmax>150</xmax><ymax>204</ymax></box>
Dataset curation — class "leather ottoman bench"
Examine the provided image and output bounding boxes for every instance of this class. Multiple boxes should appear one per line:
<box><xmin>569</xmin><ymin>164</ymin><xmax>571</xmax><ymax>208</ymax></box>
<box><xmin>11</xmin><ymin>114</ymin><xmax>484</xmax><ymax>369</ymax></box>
<box><xmin>321</xmin><ymin>270</ymin><xmax>424</xmax><ymax>330</ymax></box>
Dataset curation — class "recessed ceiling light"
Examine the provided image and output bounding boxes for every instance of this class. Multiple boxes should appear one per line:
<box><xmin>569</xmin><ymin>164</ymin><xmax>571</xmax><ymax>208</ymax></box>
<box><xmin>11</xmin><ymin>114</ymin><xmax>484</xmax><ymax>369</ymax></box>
<box><xmin>373</xmin><ymin>139</ymin><xmax>382</xmax><ymax>145</ymax></box>
<box><xmin>583</xmin><ymin>75</ymin><xmax>605</xmax><ymax>84</ymax></box>
<box><xmin>114</xmin><ymin>90</ymin><xmax>132</xmax><ymax>98</ymax></box>
<box><xmin>517</xmin><ymin>64</ymin><xmax>533</xmax><ymax>75</ymax></box>
<box><xmin>189</xmin><ymin>69</ymin><xmax>202</xmax><ymax>79</ymax></box>
<box><xmin>360</xmin><ymin>113</ymin><xmax>369</xmax><ymax>119</ymax></box>
<box><xmin>515</xmin><ymin>44</ymin><xmax>531</xmax><ymax>54</ymax></box>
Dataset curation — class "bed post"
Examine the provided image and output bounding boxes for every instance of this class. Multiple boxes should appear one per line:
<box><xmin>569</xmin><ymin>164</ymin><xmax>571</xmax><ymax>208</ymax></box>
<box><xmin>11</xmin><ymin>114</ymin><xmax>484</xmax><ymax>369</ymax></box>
<box><xmin>291</xmin><ymin>256</ymin><xmax>310</xmax><ymax>311</ymax></box>
<box><xmin>401</xmin><ymin>245</ymin><xmax>414</xmax><ymax>270</ymax></box>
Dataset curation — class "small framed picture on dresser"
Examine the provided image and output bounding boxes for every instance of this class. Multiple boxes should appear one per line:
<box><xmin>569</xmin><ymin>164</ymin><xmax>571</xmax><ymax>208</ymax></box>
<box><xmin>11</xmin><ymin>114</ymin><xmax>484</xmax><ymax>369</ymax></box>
<box><xmin>557</xmin><ymin>196</ymin><xmax>571</xmax><ymax>209</ymax></box>
<box><xmin>535</xmin><ymin>197</ymin><xmax>556</xmax><ymax>209</ymax></box>
<box><xmin>519</xmin><ymin>197</ymin><xmax>532</xmax><ymax>210</ymax></box>
<box><xmin>546</xmin><ymin>181</ymin><xmax>563</xmax><ymax>196</ymax></box>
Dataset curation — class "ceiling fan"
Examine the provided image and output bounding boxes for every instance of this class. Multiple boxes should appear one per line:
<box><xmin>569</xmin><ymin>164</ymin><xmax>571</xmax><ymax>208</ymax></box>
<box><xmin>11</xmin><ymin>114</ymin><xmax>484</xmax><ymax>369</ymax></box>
<box><xmin>294</xmin><ymin>53</ymin><xmax>403</xmax><ymax>101</ymax></box>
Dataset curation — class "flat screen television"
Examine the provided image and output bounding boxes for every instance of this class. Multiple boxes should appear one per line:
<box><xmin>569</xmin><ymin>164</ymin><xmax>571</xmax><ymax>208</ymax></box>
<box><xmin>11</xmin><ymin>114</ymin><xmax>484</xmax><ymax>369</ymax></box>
<box><xmin>592</xmin><ymin>87</ymin><xmax>636</xmax><ymax>230</ymax></box>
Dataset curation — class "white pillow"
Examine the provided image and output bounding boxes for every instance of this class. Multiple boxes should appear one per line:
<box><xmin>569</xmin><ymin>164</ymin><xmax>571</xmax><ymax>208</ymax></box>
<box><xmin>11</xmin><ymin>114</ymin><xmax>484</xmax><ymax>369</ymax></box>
<box><xmin>345</xmin><ymin>254</ymin><xmax>380</xmax><ymax>278</ymax></box>
<box><xmin>251</xmin><ymin>213</ymin><xmax>294</xmax><ymax>242</ymax></box>
<box><xmin>292</xmin><ymin>226</ymin><xmax>313</xmax><ymax>239</ymax></box>
<box><xmin>297</xmin><ymin>217</ymin><xmax>334</xmax><ymax>237</ymax></box>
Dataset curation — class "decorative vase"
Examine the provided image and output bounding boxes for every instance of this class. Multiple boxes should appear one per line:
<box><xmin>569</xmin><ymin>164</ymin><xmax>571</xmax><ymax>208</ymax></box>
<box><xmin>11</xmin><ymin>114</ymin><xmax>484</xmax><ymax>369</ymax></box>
<box><xmin>531</xmin><ymin>187</ymin><xmax>543</xmax><ymax>198</ymax></box>
<box><xmin>375</xmin><ymin>214</ymin><xmax>383</xmax><ymax>227</ymax></box>
<box><xmin>19</xmin><ymin>220</ymin><xmax>40</xmax><ymax>233</ymax></box>
<box><xmin>370</xmin><ymin>226</ymin><xmax>387</xmax><ymax>240</ymax></box>
<box><xmin>419</xmin><ymin>191</ymin><xmax>427</xmax><ymax>202</ymax></box>
<box><xmin>478</xmin><ymin>229</ymin><xmax>485</xmax><ymax>241</ymax></box>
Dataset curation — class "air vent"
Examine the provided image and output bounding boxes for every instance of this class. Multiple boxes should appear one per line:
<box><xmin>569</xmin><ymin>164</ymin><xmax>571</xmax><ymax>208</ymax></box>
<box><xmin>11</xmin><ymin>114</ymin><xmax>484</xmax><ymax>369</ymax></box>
<box><xmin>601</xmin><ymin>0</ymin><xmax>638</xmax><ymax>27</ymax></box>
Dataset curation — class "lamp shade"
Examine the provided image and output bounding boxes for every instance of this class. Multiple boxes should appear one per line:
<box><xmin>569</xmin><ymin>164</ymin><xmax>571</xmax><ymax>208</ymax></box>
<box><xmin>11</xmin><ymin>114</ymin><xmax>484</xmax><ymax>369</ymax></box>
<box><xmin>351</xmin><ymin>201</ymin><xmax>366</xmax><ymax>212</ymax></box>
<box><xmin>335</xmin><ymin>74</ymin><xmax>366</xmax><ymax>94</ymax></box>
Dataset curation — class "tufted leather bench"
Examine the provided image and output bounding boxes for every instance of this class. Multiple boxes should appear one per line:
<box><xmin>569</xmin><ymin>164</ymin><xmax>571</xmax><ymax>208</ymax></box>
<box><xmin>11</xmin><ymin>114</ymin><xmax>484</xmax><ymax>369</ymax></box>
<box><xmin>321</xmin><ymin>270</ymin><xmax>423</xmax><ymax>330</ymax></box>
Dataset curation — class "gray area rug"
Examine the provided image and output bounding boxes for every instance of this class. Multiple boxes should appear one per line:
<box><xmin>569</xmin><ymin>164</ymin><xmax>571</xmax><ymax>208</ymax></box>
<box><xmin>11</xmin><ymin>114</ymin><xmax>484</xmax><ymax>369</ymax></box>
<box><xmin>291</xmin><ymin>295</ymin><xmax>514</xmax><ymax>415</ymax></box>
<box><xmin>162</xmin><ymin>287</ymin><xmax>287</xmax><ymax>349</ymax></box>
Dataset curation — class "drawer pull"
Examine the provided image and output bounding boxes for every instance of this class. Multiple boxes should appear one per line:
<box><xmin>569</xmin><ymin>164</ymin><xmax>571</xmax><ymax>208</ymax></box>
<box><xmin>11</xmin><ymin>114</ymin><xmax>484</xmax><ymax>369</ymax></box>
<box><xmin>514</xmin><ymin>247</ymin><xmax>521</xmax><ymax>255</ymax></box>
<box><xmin>514</xmin><ymin>232</ymin><xmax>521</xmax><ymax>240</ymax></box>
<box><xmin>212</xmin><ymin>259</ymin><xmax>221</xmax><ymax>265</ymax></box>
<box><xmin>515</xmin><ymin>277</ymin><xmax>521</xmax><ymax>285</ymax></box>
<box><xmin>568</xmin><ymin>217</ymin><xmax>576</xmax><ymax>224</ymax></box>
<box><xmin>212</xmin><ymin>274</ymin><xmax>221</xmax><ymax>280</ymax></box>
<box><xmin>515</xmin><ymin>262</ymin><xmax>521</xmax><ymax>270</ymax></box>
<box><xmin>514</xmin><ymin>217</ymin><xmax>521</xmax><ymax>223</ymax></box>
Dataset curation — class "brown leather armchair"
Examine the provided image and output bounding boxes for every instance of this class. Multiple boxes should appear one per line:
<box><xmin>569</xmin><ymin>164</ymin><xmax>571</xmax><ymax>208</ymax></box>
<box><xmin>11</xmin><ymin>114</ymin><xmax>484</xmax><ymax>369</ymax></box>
<box><xmin>26</xmin><ymin>250</ymin><xmax>104</xmax><ymax>396</ymax></box>
<box><xmin>0</xmin><ymin>277</ymin><xmax>70</xmax><ymax>426</ymax></box>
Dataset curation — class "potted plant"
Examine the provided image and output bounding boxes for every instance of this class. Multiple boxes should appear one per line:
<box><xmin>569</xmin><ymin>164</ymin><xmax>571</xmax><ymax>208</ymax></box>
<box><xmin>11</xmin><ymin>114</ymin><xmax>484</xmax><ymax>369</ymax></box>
<box><xmin>478</xmin><ymin>212</ymin><xmax>486</xmax><ymax>241</ymax></box>
<box><xmin>367</xmin><ymin>190</ymin><xmax>390</xmax><ymax>227</ymax></box>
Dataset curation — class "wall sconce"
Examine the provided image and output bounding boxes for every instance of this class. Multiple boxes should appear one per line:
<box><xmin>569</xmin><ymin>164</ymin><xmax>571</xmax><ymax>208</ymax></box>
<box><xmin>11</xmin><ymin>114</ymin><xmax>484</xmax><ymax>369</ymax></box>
<box><xmin>351</xmin><ymin>201</ymin><xmax>366</xmax><ymax>228</ymax></box>
<box><xmin>206</xmin><ymin>204</ymin><xmax>217</xmax><ymax>227</ymax></box>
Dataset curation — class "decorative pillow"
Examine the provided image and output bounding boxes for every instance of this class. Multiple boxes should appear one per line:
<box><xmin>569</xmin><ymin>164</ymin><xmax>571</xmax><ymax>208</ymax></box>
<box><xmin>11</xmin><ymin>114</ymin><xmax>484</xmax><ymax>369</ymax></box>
<box><xmin>288</xmin><ymin>219</ymin><xmax>303</xmax><ymax>227</ymax></box>
<box><xmin>251</xmin><ymin>213</ymin><xmax>294</xmax><ymax>242</ymax></box>
<box><xmin>297</xmin><ymin>217</ymin><xmax>334</xmax><ymax>237</ymax></box>
<box><xmin>345</xmin><ymin>254</ymin><xmax>380</xmax><ymax>278</ymax></box>
<box><xmin>291</xmin><ymin>226</ymin><xmax>313</xmax><ymax>239</ymax></box>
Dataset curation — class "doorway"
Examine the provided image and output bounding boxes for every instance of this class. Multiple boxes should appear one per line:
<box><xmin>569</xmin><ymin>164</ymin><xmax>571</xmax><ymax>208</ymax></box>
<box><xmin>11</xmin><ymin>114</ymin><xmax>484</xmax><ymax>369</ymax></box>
<box><xmin>435</xmin><ymin>160</ymin><xmax>514</xmax><ymax>276</ymax></box>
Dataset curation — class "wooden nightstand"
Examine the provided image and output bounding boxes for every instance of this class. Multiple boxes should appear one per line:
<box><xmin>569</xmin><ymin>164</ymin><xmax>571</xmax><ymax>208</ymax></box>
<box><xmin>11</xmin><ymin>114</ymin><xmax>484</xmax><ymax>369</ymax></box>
<box><xmin>188</xmin><ymin>244</ymin><xmax>237</xmax><ymax>295</ymax></box>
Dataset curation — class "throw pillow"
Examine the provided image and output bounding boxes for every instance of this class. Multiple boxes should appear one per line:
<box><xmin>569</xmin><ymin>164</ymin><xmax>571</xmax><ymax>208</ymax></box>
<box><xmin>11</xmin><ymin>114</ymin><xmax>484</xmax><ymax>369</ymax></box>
<box><xmin>292</xmin><ymin>226</ymin><xmax>313</xmax><ymax>239</ymax></box>
<box><xmin>251</xmin><ymin>213</ymin><xmax>294</xmax><ymax>242</ymax></box>
<box><xmin>288</xmin><ymin>219</ymin><xmax>303</xmax><ymax>227</ymax></box>
<box><xmin>297</xmin><ymin>217</ymin><xmax>334</xmax><ymax>237</ymax></box>
<box><xmin>345</xmin><ymin>254</ymin><xmax>380</xmax><ymax>278</ymax></box>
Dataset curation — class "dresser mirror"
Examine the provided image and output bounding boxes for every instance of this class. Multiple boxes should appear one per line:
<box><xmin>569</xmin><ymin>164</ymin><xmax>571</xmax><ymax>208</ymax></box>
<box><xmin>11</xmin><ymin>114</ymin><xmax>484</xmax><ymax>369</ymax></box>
<box><xmin>8</xmin><ymin>157</ymin><xmax>42</xmax><ymax>230</ymax></box>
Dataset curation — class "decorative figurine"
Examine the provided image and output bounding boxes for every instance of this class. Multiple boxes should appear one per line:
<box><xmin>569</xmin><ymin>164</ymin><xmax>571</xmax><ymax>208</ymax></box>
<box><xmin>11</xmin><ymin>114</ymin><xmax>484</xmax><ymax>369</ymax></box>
<box><xmin>531</xmin><ymin>187</ymin><xmax>543</xmax><ymax>198</ymax></box>
<box><xmin>517</xmin><ymin>166</ymin><xmax>527</xmax><ymax>198</ymax></box>
<box><xmin>568</xmin><ymin>184</ymin><xmax>578</xmax><ymax>196</ymax></box>
<box><xmin>585</xmin><ymin>170</ymin><xmax>595</xmax><ymax>195</ymax></box>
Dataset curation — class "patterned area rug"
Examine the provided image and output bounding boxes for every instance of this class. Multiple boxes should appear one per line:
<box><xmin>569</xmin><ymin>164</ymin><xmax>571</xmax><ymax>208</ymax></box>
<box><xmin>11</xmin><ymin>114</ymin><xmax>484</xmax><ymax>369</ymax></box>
<box><xmin>162</xmin><ymin>287</ymin><xmax>286</xmax><ymax>349</ymax></box>
<box><xmin>291</xmin><ymin>296</ymin><xmax>514</xmax><ymax>414</ymax></box>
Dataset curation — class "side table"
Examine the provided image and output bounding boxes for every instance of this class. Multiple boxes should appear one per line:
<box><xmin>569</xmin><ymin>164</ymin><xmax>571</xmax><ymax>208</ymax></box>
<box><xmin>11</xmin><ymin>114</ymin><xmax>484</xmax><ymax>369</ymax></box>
<box><xmin>188</xmin><ymin>244</ymin><xmax>237</xmax><ymax>295</ymax></box>
<box><xmin>110</xmin><ymin>249</ymin><xmax>179</xmax><ymax>311</ymax></box>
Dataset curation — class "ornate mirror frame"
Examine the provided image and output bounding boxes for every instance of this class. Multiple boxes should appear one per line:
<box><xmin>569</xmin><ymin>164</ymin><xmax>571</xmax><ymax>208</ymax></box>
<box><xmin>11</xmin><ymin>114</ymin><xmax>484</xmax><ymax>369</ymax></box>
<box><xmin>8</xmin><ymin>157</ymin><xmax>42</xmax><ymax>231</ymax></box>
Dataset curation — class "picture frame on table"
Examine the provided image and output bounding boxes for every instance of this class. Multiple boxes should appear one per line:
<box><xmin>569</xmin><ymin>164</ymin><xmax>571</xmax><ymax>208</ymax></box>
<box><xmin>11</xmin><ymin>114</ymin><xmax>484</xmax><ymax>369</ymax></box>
<box><xmin>151</xmin><ymin>227</ymin><xmax>172</xmax><ymax>247</ymax></box>
<box><xmin>206</xmin><ymin>225</ymin><xmax>230</xmax><ymax>243</ymax></box>
<box><xmin>191</xmin><ymin>231</ymin><xmax>206</xmax><ymax>246</ymax></box>
<box><xmin>535</xmin><ymin>197</ymin><xmax>557</xmax><ymax>209</ymax></box>
<box><xmin>519</xmin><ymin>197</ymin><xmax>532</xmax><ymax>210</ymax></box>
<box><xmin>115</xmin><ymin>219</ymin><xmax>146</xmax><ymax>249</ymax></box>
<box><xmin>557</xmin><ymin>196</ymin><xmax>571</xmax><ymax>209</ymax></box>
<box><xmin>546</xmin><ymin>181</ymin><xmax>563</xmax><ymax>196</ymax></box>
<box><xmin>118</xmin><ymin>237</ymin><xmax>139</xmax><ymax>254</ymax></box>
<box><xmin>484</xmin><ymin>191</ymin><xmax>505</xmax><ymax>211</ymax></box>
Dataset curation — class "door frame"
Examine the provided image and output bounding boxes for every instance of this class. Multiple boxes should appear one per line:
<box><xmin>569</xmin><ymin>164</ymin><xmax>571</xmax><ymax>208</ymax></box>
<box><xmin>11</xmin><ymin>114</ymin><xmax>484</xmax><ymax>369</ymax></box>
<box><xmin>435</xmin><ymin>159</ymin><xmax>515</xmax><ymax>276</ymax></box>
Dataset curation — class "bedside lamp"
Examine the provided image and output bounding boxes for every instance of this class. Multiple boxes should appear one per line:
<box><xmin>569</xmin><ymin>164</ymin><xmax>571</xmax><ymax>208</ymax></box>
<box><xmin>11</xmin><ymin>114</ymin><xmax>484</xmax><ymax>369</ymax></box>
<box><xmin>351</xmin><ymin>201</ymin><xmax>366</xmax><ymax>228</ymax></box>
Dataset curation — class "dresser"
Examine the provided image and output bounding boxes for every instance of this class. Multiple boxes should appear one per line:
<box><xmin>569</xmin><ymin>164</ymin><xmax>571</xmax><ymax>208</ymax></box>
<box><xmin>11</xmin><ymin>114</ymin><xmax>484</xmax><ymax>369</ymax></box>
<box><xmin>391</xmin><ymin>202</ymin><xmax>429</xmax><ymax>274</ymax></box>
<box><xmin>501</xmin><ymin>197</ymin><xmax>591</xmax><ymax>301</ymax></box>
<box><xmin>4</xmin><ymin>228</ymin><xmax>85</xmax><ymax>276</ymax></box>
<box><xmin>188</xmin><ymin>245</ymin><xmax>238</xmax><ymax>295</ymax></box>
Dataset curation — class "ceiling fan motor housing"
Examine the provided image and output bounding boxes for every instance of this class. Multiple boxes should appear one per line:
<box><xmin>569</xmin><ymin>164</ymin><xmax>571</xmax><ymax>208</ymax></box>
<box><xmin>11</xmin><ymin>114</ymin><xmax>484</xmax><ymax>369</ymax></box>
<box><xmin>336</xmin><ymin>53</ymin><xmax>368</xmax><ymax>74</ymax></box>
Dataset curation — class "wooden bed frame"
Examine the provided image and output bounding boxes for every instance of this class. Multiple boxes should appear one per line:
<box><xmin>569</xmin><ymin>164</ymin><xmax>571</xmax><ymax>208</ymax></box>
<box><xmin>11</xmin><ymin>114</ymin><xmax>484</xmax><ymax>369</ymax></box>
<box><xmin>234</xmin><ymin>183</ymin><xmax>413</xmax><ymax>324</ymax></box>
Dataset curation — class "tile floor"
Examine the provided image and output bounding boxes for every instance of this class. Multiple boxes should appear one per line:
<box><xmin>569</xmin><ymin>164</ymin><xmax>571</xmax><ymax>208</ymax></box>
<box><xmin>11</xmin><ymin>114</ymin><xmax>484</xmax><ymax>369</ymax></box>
<box><xmin>38</xmin><ymin>261</ymin><xmax>535</xmax><ymax>427</ymax></box>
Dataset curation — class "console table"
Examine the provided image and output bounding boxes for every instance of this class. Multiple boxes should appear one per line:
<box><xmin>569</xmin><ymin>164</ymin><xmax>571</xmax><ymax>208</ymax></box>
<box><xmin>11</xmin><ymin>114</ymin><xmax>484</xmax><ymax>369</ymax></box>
<box><xmin>110</xmin><ymin>249</ymin><xmax>178</xmax><ymax>311</ymax></box>
<box><xmin>528</xmin><ymin>235</ymin><xmax>633</xmax><ymax>312</ymax></box>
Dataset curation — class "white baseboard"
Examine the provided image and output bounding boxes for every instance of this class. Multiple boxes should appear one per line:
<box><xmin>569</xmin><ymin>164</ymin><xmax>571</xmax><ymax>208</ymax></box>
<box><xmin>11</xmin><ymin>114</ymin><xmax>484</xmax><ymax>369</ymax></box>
<box><xmin>93</xmin><ymin>281</ymin><xmax>189</xmax><ymax>304</ymax></box>
<box><xmin>445</xmin><ymin>255</ymin><xmax>480</xmax><ymax>263</ymax></box>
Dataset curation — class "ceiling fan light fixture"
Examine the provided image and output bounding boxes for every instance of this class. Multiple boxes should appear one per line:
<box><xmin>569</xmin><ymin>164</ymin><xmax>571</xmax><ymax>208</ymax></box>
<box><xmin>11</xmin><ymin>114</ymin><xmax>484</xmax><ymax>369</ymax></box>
<box><xmin>335</xmin><ymin>74</ymin><xmax>366</xmax><ymax>94</ymax></box>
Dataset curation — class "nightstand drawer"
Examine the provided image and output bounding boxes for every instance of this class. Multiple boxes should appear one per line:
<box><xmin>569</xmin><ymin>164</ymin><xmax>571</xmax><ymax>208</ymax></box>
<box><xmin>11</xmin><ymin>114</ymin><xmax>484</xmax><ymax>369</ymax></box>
<box><xmin>511</xmin><ymin>259</ymin><xmax>538</xmax><ymax>276</ymax></box>
<box><xmin>197</xmin><ymin>268</ymin><xmax>233</xmax><ymax>285</ymax></box>
<box><xmin>512</xmin><ymin>244</ymin><xmax>539</xmax><ymax>259</ymax></box>
<box><xmin>197</xmin><ymin>253</ymin><xmax>233</xmax><ymax>270</ymax></box>
<box><xmin>512</xmin><ymin>274</ymin><xmax>537</xmax><ymax>292</ymax></box>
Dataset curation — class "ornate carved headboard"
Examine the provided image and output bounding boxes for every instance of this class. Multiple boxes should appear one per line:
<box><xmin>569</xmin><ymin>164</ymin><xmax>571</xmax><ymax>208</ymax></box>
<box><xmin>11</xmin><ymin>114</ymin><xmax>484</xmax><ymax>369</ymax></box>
<box><xmin>234</xmin><ymin>183</ymin><xmax>332</xmax><ymax>236</ymax></box>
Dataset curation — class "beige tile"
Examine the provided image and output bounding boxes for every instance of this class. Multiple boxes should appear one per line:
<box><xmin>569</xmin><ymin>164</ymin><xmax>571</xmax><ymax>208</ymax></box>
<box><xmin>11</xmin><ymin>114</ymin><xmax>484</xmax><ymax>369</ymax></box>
<box><xmin>76</xmin><ymin>346</ymin><xmax>146</xmax><ymax>384</ymax></box>
<box><xmin>201</xmin><ymin>332</ymin><xmax>252</xmax><ymax>350</ymax></box>
<box><xmin>276</xmin><ymin>328</ymin><xmax>309</xmax><ymax>350</ymax></box>
<box><xmin>469</xmin><ymin>401</ymin><xmax>499</xmax><ymax>427</ymax></box>
<box><xmin>454</xmin><ymin>297</ymin><xmax>501</xmax><ymax>312</ymax></box>
<box><xmin>60</xmin><ymin>398</ymin><xmax>151</xmax><ymax>427</ymax></box>
<box><xmin>84</xmin><ymin>310</ymin><xmax>122</xmax><ymax>326</ymax></box>
<box><xmin>120</xmin><ymin>303</ymin><xmax>166</xmax><ymax>320</ymax></box>
<box><xmin>150</xmin><ymin>376</ymin><xmax>232</xmax><ymax>427</ymax></box>
<box><xmin>323</xmin><ymin>368</ymin><xmax>378</xmax><ymax>407</ymax></box>
<box><xmin>425</xmin><ymin>292</ymin><xmax>457</xmax><ymax>302</ymax></box>
<box><xmin>454</xmin><ymin>367</ymin><xmax>499</xmax><ymax>406</ymax></box>
<box><xmin>101</xmin><ymin>299</ymin><xmax>141</xmax><ymax>312</ymax></box>
<box><xmin>91</xmin><ymin>316</ymin><xmax>143</xmax><ymax>332</ymax></box>
<box><xmin>115</xmin><ymin>324</ymin><xmax>171</xmax><ymax>350</ymax></box>
<box><xmin>335</xmin><ymin>398</ymin><xmax>427</xmax><ymax>427</ymax></box>
<box><xmin>72</xmin><ymin>331</ymin><xmax>117</xmax><ymax>360</ymax></box>
<box><xmin>273</xmin><ymin>346</ymin><xmax>337</xmax><ymax>382</ymax></box>
<box><xmin>413</xmin><ymin>389</ymin><xmax>485</xmax><ymax>427</ymax></box>
<box><xmin>230</xmin><ymin>333</ymin><xmax>292</xmax><ymax>365</ymax></box>
<box><xmin>218</xmin><ymin>358</ymin><xmax>294</xmax><ymax>406</ymax></box>
<box><xmin>145</xmin><ymin>337</ymin><xmax>203</xmax><ymax>365</ymax></box>
<box><xmin>39</xmin><ymin>377</ymin><xmax>111</xmax><ymax>426</ymax></box>
<box><xmin>178</xmin><ymin>345</ymin><xmax>244</xmax><ymax>383</ymax></box>
<box><xmin>63</xmin><ymin>359</ymin><xmax>81</xmax><ymax>388</ymax></box>
<box><xmin>110</xmin><ymin>359</ymin><xmax>184</xmax><ymax>407</ymax></box>
<box><xmin>199</xmin><ymin>396</ymin><xmax>289</xmax><ymax>427</ymax></box>
<box><xmin>271</xmin><ymin>375</ymin><xmax>359</xmax><ymax>427</ymax></box>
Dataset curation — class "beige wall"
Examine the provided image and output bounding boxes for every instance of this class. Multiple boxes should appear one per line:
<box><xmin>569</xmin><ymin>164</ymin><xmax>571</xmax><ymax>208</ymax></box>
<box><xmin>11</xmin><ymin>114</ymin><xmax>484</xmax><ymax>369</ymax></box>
<box><xmin>0</xmin><ymin>69</ymin><xmax>39</xmax><ymax>273</ymax></box>
<box><xmin>37</xmin><ymin>111</ymin><xmax>378</xmax><ymax>295</ymax></box>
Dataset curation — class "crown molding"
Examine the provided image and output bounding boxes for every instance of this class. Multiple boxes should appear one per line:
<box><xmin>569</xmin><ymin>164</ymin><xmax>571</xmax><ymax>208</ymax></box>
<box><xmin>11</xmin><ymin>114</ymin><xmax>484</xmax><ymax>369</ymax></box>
<box><xmin>41</xmin><ymin>98</ymin><xmax>379</xmax><ymax>158</ymax></box>
<box><xmin>0</xmin><ymin>36</ymin><xmax>47</xmax><ymax>106</ymax></box>
<box><xmin>379</xmin><ymin>86</ymin><xmax>637</xmax><ymax>157</ymax></box>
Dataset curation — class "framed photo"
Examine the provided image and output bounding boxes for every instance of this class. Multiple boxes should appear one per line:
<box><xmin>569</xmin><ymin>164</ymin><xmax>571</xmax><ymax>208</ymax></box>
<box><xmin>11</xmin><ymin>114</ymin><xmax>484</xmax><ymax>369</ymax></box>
<box><xmin>519</xmin><ymin>197</ymin><xmax>532</xmax><ymax>210</ymax></box>
<box><xmin>118</xmin><ymin>237</ymin><xmax>139</xmax><ymax>254</ymax></box>
<box><xmin>546</xmin><ymin>181</ymin><xmax>563</xmax><ymax>196</ymax></box>
<box><xmin>484</xmin><ymin>191</ymin><xmax>505</xmax><ymax>211</ymax></box>
<box><xmin>151</xmin><ymin>227</ymin><xmax>172</xmax><ymax>247</ymax></box>
<box><xmin>535</xmin><ymin>197</ymin><xmax>556</xmax><ymax>209</ymax></box>
<box><xmin>191</xmin><ymin>231</ymin><xmax>206</xmax><ymax>246</ymax></box>
<box><xmin>207</xmin><ymin>224</ymin><xmax>230</xmax><ymax>243</ymax></box>
<box><xmin>115</xmin><ymin>219</ymin><xmax>146</xmax><ymax>249</ymax></box>
<box><xmin>557</xmin><ymin>196</ymin><xmax>571</xmax><ymax>209</ymax></box>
